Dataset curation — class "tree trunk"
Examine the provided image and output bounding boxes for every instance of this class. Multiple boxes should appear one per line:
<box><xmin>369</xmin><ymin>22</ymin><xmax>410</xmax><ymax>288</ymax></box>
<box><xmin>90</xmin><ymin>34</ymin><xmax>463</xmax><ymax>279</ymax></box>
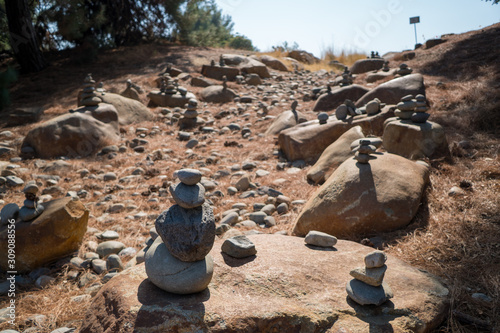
<box><xmin>5</xmin><ymin>0</ymin><xmax>47</xmax><ymax>73</ymax></box>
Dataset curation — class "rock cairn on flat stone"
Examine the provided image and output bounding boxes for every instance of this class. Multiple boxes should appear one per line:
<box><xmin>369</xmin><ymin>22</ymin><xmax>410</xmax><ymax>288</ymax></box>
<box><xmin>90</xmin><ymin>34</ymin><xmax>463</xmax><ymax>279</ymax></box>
<box><xmin>317</xmin><ymin>112</ymin><xmax>329</xmax><ymax>125</ymax></box>
<box><xmin>80</xmin><ymin>74</ymin><xmax>102</xmax><ymax>106</ymax></box>
<box><xmin>394</xmin><ymin>94</ymin><xmax>416</xmax><ymax>120</ymax></box>
<box><xmin>178</xmin><ymin>98</ymin><xmax>199</xmax><ymax>130</ymax></box>
<box><xmin>335</xmin><ymin>99</ymin><xmax>359</xmax><ymax>120</ymax></box>
<box><xmin>382</xmin><ymin>61</ymin><xmax>390</xmax><ymax>72</ymax></box>
<box><xmin>346</xmin><ymin>250</ymin><xmax>393</xmax><ymax>306</ymax></box>
<box><xmin>364</xmin><ymin>98</ymin><xmax>383</xmax><ymax>116</ymax></box>
<box><xmin>19</xmin><ymin>184</ymin><xmax>44</xmax><ymax>222</ymax></box>
<box><xmin>351</xmin><ymin>139</ymin><xmax>377</xmax><ymax>164</ymax></box>
<box><xmin>411</xmin><ymin>94</ymin><xmax>430</xmax><ymax>123</ymax></box>
<box><xmin>146</xmin><ymin>168</ymin><xmax>215</xmax><ymax>294</ymax></box>
<box><xmin>340</xmin><ymin>67</ymin><xmax>353</xmax><ymax>87</ymax></box>
<box><xmin>369</xmin><ymin>51</ymin><xmax>381</xmax><ymax>59</ymax></box>
<box><xmin>120</xmin><ymin>79</ymin><xmax>142</xmax><ymax>101</ymax></box>
<box><xmin>395</xmin><ymin>63</ymin><xmax>413</xmax><ymax>77</ymax></box>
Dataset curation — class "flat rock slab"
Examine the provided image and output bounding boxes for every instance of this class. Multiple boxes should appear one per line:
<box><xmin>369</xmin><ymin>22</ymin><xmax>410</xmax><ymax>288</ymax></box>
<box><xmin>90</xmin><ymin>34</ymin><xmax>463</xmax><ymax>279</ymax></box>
<box><xmin>80</xmin><ymin>234</ymin><xmax>448</xmax><ymax>333</ymax></box>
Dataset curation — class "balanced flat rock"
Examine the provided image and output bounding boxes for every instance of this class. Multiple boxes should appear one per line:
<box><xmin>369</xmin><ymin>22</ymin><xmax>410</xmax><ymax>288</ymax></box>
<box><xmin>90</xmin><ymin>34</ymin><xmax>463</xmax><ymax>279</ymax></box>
<box><xmin>80</xmin><ymin>234</ymin><xmax>448</xmax><ymax>333</ymax></box>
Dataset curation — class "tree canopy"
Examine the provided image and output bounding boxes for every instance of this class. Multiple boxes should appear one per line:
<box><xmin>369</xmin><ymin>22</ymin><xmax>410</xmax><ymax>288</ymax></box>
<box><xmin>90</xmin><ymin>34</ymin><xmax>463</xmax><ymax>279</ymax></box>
<box><xmin>0</xmin><ymin>0</ymin><xmax>255</xmax><ymax>54</ymax></box>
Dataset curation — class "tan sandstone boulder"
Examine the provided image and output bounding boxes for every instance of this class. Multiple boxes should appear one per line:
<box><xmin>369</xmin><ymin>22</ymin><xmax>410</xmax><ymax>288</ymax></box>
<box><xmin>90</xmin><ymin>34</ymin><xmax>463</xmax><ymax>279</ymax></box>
<box><xmin>293</xmin><ymin>153</ymin><xmax>429</xmax><ymax>237</ymax></box>
<box><xmin>222</xmin><ymin>54</ymin><xmax>271</xmax><ymax>78</ymax></box>
<box><xmin>350</xmin><ymin>58</ymin><xmax>385</xmax><ymax>74</ymax></box>
<box><xmin>100</xmin><ymin>92</ymin><xmax>153</xmax><ymax>125</ymax></box>
<box><xmin>383</xmin><ymin>118</ymin><xmax>452</xmax><ymax>161</ymax></box>
<box><xmin>356</xmin><ymin>74</ymin><xmax>425</xmax><ymax>107</ymax></box>
<box><xmin>313</xmin><ymin>85</ymin><xmax>369</xmax><ymax>111</ymax></box>
<box><xmin>265</xmin><ymin>109</ymin><xmax>308</xmax><ymax>136</ymax></box>
<box><xmin>255</xmin><ymin>55</ymin><xmax>289</xmax><ymax>72</ymax></box>
<box><xmin>0</xmin><ymin>197</ymin><xmax>89</xmax><ymax>272</ymax></box>
<box><xmin>79</xmin><ymin>234</ymin><xmax>448</xmax><ymax>333</ymax></box>
<box><xmin>306</xmin><ymin>126</ymin><xmax>365</xmax><ymax>184</ymax></box>
<box><xmin>21</xmin><ymin>110</ymin><xmax>120</xmax><ymax>159</ymax></box>
<box><xmin>278</xmin><ymin>105</ymin><xmax>394</xmax><ymax>162</ymax></box>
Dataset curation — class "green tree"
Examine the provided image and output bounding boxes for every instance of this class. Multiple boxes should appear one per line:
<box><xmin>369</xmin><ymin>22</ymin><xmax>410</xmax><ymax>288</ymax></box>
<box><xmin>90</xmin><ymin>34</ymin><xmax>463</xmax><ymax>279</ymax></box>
<box><xmin>227</xmin><ymin>34</ymin><xmax>256</xmax><ymax>51</ymax></box>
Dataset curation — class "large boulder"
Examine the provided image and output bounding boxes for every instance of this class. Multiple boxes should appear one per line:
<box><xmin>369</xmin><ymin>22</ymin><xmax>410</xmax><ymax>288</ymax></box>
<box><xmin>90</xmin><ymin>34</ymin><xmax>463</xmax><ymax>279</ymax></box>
<box><xmin>306</xmin><ymin>126</ymin><xmax>365</xmax><ymax>184</ymax></box>
<box><xmin>278</xmin><ymin>105</ymin><xmax>394</xmax><ymax>162</ymax></box>
<box><xmin>222</xmin><ymin>54</ymin><xmax>270</xmax><ymax>78</ymax></box>
<box><xmin>313</xmin><ymin>85</ymin><xmax>370</xmax><ymax>111</ymax></box>
<box><xmin>200</xmin><ymin>86</ymin><xmax>238</xmax><ymax>103</ymax></box>
<box><xmin>255</xmin><ymin>55</ymin><xmax>289</xmax><ymax>72</ymax></box>
<box><xmin>293</xmin><ymin>153</ymin><xmax>429</xmax><ymax>238</ymax></box>
<box><xmin>147</xmin><ymin>91</ymin><xmax>196</xmax><ymax>108</ymax></box>
<box><xmin>0</xmin><ymin>197</ymin><xmax>89</xmax><ymax>272</ymax></box>
<box><xmin>287</xmin><ymin>50</ymin><xmax>319</xmax><ymax>64</ymax></box>
<box><xmin>80</xmin><ymin>234</ymin><xmax>448</xmax><ymax>333</ymax></box>
<box><xmin>356</xmin><ymin>74</ymin><xmax>425</xmax><ymax>107</ymax></box>
<box><xmin>366</xmin><ymin>70</ymin><xmax>395</xmax><ymax>83</ymax></box>
<box><xmin>383</xmin><ymin>119</ymin><xmax>452</xmax><ymax>161</ymax></box>
<box><xmin>350</xmin><ymin>59</ymin><xmax>385</xmax><ymax>74</ymax></box>
<box><xmin>99</xmin><ymin>93</ymin><xmax>153</xmax><ymax>125</ymax></box>
<box><xmin>265</xmin><ymin>110</ymin><xmax>308</xmax><ymax>136</ymax></box>
<box><xmin>201</xmin><ymin>65</ymin><xmax>240</xmax><ymax>81</ymax></box>
<box><xmin>21</xmin><ymin>108</ymin><xmax>120</xmax><ymax>159</ymax></box>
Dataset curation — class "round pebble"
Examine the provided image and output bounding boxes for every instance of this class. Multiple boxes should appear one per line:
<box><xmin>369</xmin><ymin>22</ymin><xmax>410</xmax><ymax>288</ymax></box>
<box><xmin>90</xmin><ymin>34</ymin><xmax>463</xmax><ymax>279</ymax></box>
<box><xmin>177</xmin><ymin>168</ymin><xmax>202</xmax><ymax>186</ymax></box>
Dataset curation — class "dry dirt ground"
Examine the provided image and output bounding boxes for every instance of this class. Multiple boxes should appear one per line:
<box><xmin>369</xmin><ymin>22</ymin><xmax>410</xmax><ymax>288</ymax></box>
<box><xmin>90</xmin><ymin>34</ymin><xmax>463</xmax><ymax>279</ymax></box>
<box><xmin>0</xmin><ymin>23</ymin><xmax>499</xmax><ymax>332</ymax></box>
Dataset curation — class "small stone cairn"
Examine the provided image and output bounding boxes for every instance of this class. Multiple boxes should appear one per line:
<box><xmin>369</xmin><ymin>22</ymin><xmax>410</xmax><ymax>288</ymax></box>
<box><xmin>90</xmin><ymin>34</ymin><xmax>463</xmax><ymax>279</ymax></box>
<box><xmin>346</xmin><ymin>250</ymin><xmax>393</xmax><ymax>306</ymax></box>
<box><xmin>80</xmin><ymin>73</ymin><xmax>102</xmax><ymax>106</ymax></box>
<box><xmin>339</xmin><ymin>67</ymin><xmax>353</xmax><ymax>87</ymax></box>
<box><xmin>395</xmin><ymin>94</ymin><xmax>430</xmax><ymax>123</ymax></box>
<box><xmin>178</xmin><ymin>98</ymin><xmax>199</xmax><ymax>130</ymax></box>
<box><xmin>317</xmin><ymin>112</ymin><xmax>329</xmax><ymax>125</ymax></box>
<box><xmin>394</xmin><ymin>94</ymin><xmax>416</xmax><ymax>120</ymax></box>
<box><xmin>411</xmin><ymin>94</ymin><xmax>430</xmax><ymax>123</ymax></box>
<box><xmin>382</xmin><ymin>61</ymin><xmax>390</xmax><ymax>72</ymax></box>
<box><xmin>351</xmin><ymin>139</ymin><xmax>377</xmax><ymax>164</ymax></box>
<box><xmin>395</xmin><ymin>63</ymin><xmax>413</xmax><ymax>76</ymax></box>
<box><xmin>19</xmin><ymin>184</ymin><xmax>44</xmax><ymax>222</ymax></box>
<box><xmin>145</xmin><ymin>168</ymin><xmax>216</xmax><ymax>294</ymax></box>
<box><xmin>369</xmin><ymin>51</ymin><xmax>381</xmax><ymax>59</ymax></box>
<box><xmin>335</xmin><ymin>99</ymin><xmax>358</xmax><ymax>121</ymax></box>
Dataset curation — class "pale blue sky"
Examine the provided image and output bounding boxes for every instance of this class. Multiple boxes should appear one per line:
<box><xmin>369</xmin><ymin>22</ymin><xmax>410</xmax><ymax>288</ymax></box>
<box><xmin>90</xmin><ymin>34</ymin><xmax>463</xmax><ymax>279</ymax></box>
<box><xmin>215</xmin><ymin>0</ymin><xmax>500</xmax><ymax>57</ymax></box>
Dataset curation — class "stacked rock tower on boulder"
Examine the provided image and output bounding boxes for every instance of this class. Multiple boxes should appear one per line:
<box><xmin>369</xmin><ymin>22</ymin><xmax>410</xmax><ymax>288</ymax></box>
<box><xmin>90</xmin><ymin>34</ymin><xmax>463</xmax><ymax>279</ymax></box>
<box><xmin>145</xmin><ymin>168</ymin><xmax>216</xmax><ymax>294</ymax></box>
<box><xmin>346</xmin><ymin>250</ymin><xmax>393</xmax><ymax>306</ymax></box>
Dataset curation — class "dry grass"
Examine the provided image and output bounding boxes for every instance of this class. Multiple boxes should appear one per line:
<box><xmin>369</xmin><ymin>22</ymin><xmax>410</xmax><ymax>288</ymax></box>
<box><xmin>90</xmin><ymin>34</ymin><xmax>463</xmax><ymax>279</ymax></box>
<box><xmin>1</xmin><ymin>24</ymin><xmax>500</xmax><ymax>332</ymax></box>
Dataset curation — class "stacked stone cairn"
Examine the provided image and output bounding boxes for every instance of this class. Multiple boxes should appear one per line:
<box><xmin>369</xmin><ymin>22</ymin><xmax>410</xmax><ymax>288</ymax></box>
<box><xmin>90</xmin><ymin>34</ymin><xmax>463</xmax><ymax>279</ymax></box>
<box><xmin>395</xmin><ymin>63</ymin><xmax>413</xmax><ymax>76</ymax></box>
<box><xmin>317</xmin><ymin>112</ymin><xmax>329</xmax><ymax>125</ymax></box>
<box><xmin>351</xmin><ymin>138</ymin><xmax>378</xmax><ymax>164</ymax></box>
<box><xmin>394</xmin><ymin>94</ymin><xmax>416</xmax><ymax>120</ymax></box>
<box><xmin>80</xmin><ymin>73</ymin><xmax>102</xmax><ymax>106</ymax></box>
<box><xmin>19</xmin><ymin>184</ymin><xmax>44</xmax><ymax>222</ymax></box>
<box><xmin>335</xmin><ymin>99</ymin><xmax>359</xmax><ymax>121</ymax></box>
<box><xmin>179</xmin><ymin>98</ymin><xmax>199</xmax><ymax>130</ymax></box>
<box><xmin>145</xmin><ymin>168</ymin><xmax>216</xmax><ymax>294</ymax></box>
<box><xmin>369</xmin><ymin>51</ymin><xmax>381</xmax><ymax>58</ymax></box>
<box><xmin>346</xmin><ymin>250</ymin><xmax>393</xmax><ymax>306</ymax></box>
<box><xmin>411</xmin><ymin>94</ymin><xmax>430</xmax><ymax>123</ymax></box>
<box><xmin>364</xmin><ymin>98</ymin><xmax>384</xmax><ymax>116</ymax></box>
<box><xmin>339</xmin><ymin>66</ymin><xmax>353</xmax><ymax>87</ymax></box>
<box><xmin>382</xmin><ymin>61</ymin><xmax>390</xmax><ymax>72</ymax></box>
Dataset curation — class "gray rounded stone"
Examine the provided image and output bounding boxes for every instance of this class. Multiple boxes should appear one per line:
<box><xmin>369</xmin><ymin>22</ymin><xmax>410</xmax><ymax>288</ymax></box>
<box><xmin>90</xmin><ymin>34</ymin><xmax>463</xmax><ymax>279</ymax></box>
<box><xmin>364</xmin><ymin>250</ymin><xmax>387</xmax><ymax>268</ymax></box>
<box><xmin>155</xmin><ymin>203</ymin><xmax>215</xmax><ymax>262</ymax></box>
<box><xmin>249</xmin><ymin>211</ymin><xmax>267</xmax><ymax>224</ymax></box>
<box><xmin>346</xmin><ymin>279</ymin><xmax>393</xmax><ymax>305</ymax></box>
<box><xmin>106</xmin><ymin>254</ymin><xmax>124</xmax><ymax>272</ymax></box>
<box><xmin>365</xmin><ymin>100</ymin><xmax>380</xmax><ymax>115</ymax></box>
<box><xmin>177</xmin><ymin>168</ymin><xmax>202</xmax><ymax>185</ymax></box>
<box><xmin>145</xmin><ymin>237</ymin><xmax>213</xmax><ymax>294</ymax></box>
<box><xmin>305</xmin><ymin>230</ymin><xmax>338</xmax><ymax>247</ymax></box>
<box><xmin>19</xmin><ymin>205</ymin><xmax>44</xmax><ymax>222</ymax></box>
<box><xmin>221</xmin><ymin>235</ymin><xmax>257</xmax><ymax>258</ymax></box>
<box><xmin>335</xmin><ymin>104</ymin><xmax>348</xmax><ymax>120</ymax></box>
<box><xmin>220</xmin><ymin>211</ymin><xmax>239</xmax><ymax>226</ymax></box>
<box><xmin>96</xmin><ymin>241</ymin><xmax>126</xmax><ymax>258</ymax></box>
<box><xmin>0</xmin><ymin>203</ymin><xmax>19</xmax><ymax>225</ymax></box>
<box><xmin>169</xmin><ymin>182</ymin><xmax>205</xmax><ymax>209</ymax></box>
